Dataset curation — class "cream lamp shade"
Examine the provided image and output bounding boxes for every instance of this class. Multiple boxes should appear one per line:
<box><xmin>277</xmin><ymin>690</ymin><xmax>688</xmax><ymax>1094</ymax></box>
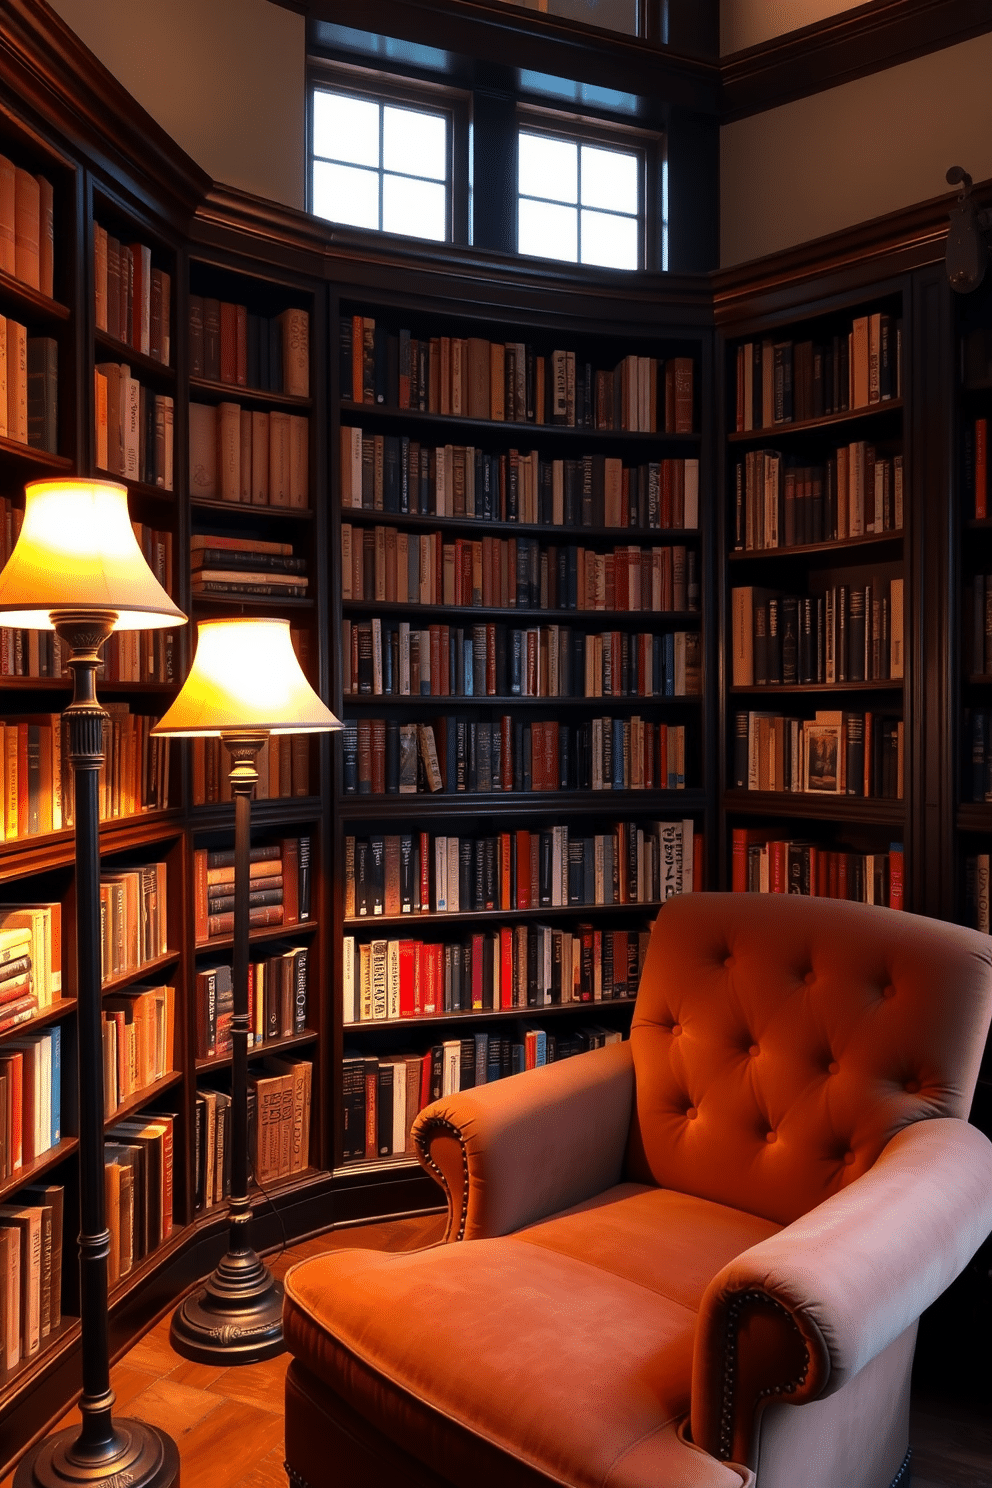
<box><xmin>152</xmin><ymin>617</ymin><xmax>341</xmax><ymax>736</ymax></box>
<box><xmin>0</xmin><ymin>478</ymin><xmax>186</xmax><ymax>630</ymax></box>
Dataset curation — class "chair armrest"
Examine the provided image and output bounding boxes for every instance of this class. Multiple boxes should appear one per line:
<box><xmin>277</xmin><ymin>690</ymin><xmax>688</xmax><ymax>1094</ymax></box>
<box><xmin>413</xmin><ymin>1039</ymin><xmax>634</xmax><ymax>1241</ymax></box>
<box><xmin>691</xmin><ymin>1117</ymin><xmax>992</xmax><ymax>1468</ymax></box>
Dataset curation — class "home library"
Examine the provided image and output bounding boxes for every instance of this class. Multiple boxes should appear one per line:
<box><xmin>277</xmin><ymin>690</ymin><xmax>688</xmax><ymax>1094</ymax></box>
<box><xmin>0</xmin><ymin>0</ymin><xmax>989</xmax><ymax>1468</ymax></box>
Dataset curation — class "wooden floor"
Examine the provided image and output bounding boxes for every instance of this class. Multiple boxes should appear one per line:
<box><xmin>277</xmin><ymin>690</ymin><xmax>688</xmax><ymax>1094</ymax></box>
<box><xmin>6</xmin><ymin>1213</ymin><xmax>988</xmax><ymax>1488</ymax></box>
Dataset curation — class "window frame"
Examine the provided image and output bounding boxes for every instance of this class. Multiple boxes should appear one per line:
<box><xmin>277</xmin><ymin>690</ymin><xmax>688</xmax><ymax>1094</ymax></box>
<box><xmin>307</xmin><ymin>61</ymin><xmax>471</xmax><ymax>246</ymax></box>
<box><xmin>515</xmin><ymin>105</ymin><xmax>664</xmax><ymax>272</ymax></box>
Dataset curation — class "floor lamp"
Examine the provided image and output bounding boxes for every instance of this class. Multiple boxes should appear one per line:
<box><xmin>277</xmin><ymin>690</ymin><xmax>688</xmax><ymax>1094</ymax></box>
<box><xmin>0</xmin><ymin>479</ymin><xmax>186</xmax><ymax>1488</ymax></box>
<box><xmin>152</xmin><ymin>617</ymin><xmax>340</xmax><ymax>1364</ymax></box>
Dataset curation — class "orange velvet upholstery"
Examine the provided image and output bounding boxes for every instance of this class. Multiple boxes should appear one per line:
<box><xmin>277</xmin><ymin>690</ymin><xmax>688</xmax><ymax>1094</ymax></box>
<box><xmin>284</xmin><ymin>894</ymin><xmax>992</xmax><ymax>1488</ymax></box>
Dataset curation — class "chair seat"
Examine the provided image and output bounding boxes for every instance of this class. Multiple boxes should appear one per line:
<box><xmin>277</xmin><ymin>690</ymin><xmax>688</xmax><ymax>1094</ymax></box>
<box><xmin>283</xmin><ymin>1184</ymin><xmax>779</xmax><ymax>1488</ymax></box>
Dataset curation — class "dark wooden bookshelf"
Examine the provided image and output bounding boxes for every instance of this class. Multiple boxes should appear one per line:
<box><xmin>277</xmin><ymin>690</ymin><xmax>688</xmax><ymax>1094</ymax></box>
<box><xmin>338</xmin><ymin>790</ymin><xmax>705</xmax><ymax>820</ymax></box>
<box><xmin>344</xmin><ymin>901</ymin><xmax>662</xmax><ymax>931</ymax></box>
<box><xmin>723</xmin><ymin>789</ymin><xmax>905</xmax><ymax>825</ymax></box>
<box><xmin>94</xmin><ymin>329</ymin><xmax>176</xmax><ymax>384</ymax></box>
<box><xmin>340</xmin><ymin>400</ymin><xmax>699</xmax><ymax>444</ymax></box>
<box><xmin>188</xmin><ymin>374</ymin><xmax>312</xmax><ymax>411</ymax></box>
<box><xmin>343</xmin><ymin>997</ymin><xmax>637</xmax><ymax>1034</ymax></box>
<box><xmin>0</xmin><ymin>267</ymin><xmax>71</xmax><ymax>323</ymax></box>
<box><xmin>342</xmin><ymin>508</ymin><xmax>701</xmax><ymax>541</ymax></box>
<box><xmin>726</xmin><ymin>398</ymin><xmax>903</xmax><ymax>443</ymax></box>
<box><xmin>728</xmin><ymin>530</ymin><xmax>902</xmax><ymax>561</ymax></box>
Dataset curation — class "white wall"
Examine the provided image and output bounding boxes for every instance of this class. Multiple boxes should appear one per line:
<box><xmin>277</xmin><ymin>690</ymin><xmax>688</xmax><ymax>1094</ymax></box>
<box><xmin>721</xmin><ymin>0</ymin><xmax>861</xmax><ymax>56</ymax></box>
<box><xmin>48</xmin><ymin>0</ymin><xmax>306</xmax><ymax>210</ymax></box>
<box><xmin>721</xmin><ymin>30</ymin><xmax>992</xmax><ymax>266</ymax></box>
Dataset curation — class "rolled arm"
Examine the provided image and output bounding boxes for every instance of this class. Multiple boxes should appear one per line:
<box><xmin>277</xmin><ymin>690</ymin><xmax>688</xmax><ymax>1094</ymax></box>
<box><xmin>691</xmin><ymin>1117</ymin><xmax>992</xmax><ymax>1467</ymax></box>
<box><xmin>413</xmin><ymin>1039</ymin><xmax>634</xmax><ymax>1241</ymax></box>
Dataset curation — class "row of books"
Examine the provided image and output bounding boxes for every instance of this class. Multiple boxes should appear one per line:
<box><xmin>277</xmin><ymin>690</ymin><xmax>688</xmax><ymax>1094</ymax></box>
<box><xmin>0</xmin><ymin>1027</ymin><xmax>61</xmax><ymax>1174</ymax></box>
<box><xmin>342</xmin><ymin>619</ymin><xmax>702</xmax><ymax>700</ymax></box>
<box><xmin>0</xmin><ymin>708</ymin><xmax>169</xmax><ymax>839</ymax></box>
<box><xmin>0</xmin><ymin>908</ymin><xmax>60</xmax><ymax>1031</ymax></box>
<box><xmin>341</xmin><ymin>432</ymin><xmax>699</xmax><ymax>529</ymax></box>
<box><xmin>95</xmin><ymin>363</ymin><xmax>173</xmax><ymax>489</ymax></box>
<box><xmin>192</xmin><ymin>839</ymin><xmax>312</xmax><ymax>942</ymax></box>
<box><xmin>99</xmin><ymin>861</ymin><xmax>169</xmax><ymax>983</ymax></box>
<box><xmin>342</xmin><ymin>526</ymin><xmax>699</xmax><ymax>614</ymax></box>
<box><xmin>732</xmin><ymin>710</ymin><xmax>904</xmax><ymax>798</ymax></box>
<box><xmin>0</xmin><ymin>158</ymin><xmax>54</xmax><ymax>296</ymax></box>
<box><xmin>191</xmin><ymin>732</ymin><xmax>310</xmax><ymax>806</ymax></box>
<box><xmin>191</xmin><ymin>535</ymin><xmax>308</xmax><ymax>601</ymax></box>
<box><xmin>731</xmin><ymin>580</ymin><xmax>905</xmax><ymax>688</ymax></box>
<box><xmin>341</xmin><ymin>316</ymin><xmax>695</xmax><ymax>432</ymax></box>
<box><xmin>964</xmin><ymin>416</ymin><xmax>987</xmax><ymax>520</ymax></box>
<box><xmin>93</xmin><ymin>226</ymin><xmax>171</xmax><ymax>363</ymax></box>
<box><xmin>963</xmin><ymin>709</ymin><xmax>992</xmax><ymax>803</ymax></box>
<box><xmin>104</xmin><ymin>1112</ymin><xmax>174</xmax><ymax>1287</ymax></box>
<box><xmin>731</xmin><ymin>445</ymin><xmax>903</xmax><ymax>551</ymax></box>
<box><xmin>0</xmin><ymin>1183</ymin><xmax>63</xmax><ymax>1374</ymax></box>
<box><xmin>345</xmin><ymin>820</ymin><xmax>698</xmax><ymax>919</ymax></box>
<box><xmin>733</xmin><ymin>312</ymin><xmax>901</xmax><ymax>431</ymax></box>
<box><xmin>194</xmin><ymin>944</ymin><xmax>309</xmax><ymax>1060</ymax></box>
<box><xmin>194</xmin><ymin>1055</ymin><xmax>313</xmax><ymax>1208</ymax></box>
<box><xmin>188</xmin><ymin>299</ymin><xmax>309</xmax><ymax>396</ymax></box>
<box><xmin>343</xmin><ymin>925</ymin><xmax>651</xmax><ymax>1022</ymax></box>
<box><xmin>189</xmin><ymin>402</ymin><xmax>309</xmax><ymax>509</ymax></box>
<box><xmin>2</xmin><ymin>325</ymin><xmax>56</xmax><ymax>454</ymax></box>
<box><xmin>343</xmin><ymin>717</ymin><xmax>690</xmax><ymax>796</ymax></box>
<box><xmin>102</xmin><ymin>985</ymin><xmax>175</xmax><ymax>1116</ymax></box>
<box><xmin>342</xmin><ymin>1027</ymin><xmax>623</xmax><ymax>1162</ymax></box>
<box><xmin>731</xmin><ymin>828</ymin><xmax>905</xmax><ymax>908</ymax></box>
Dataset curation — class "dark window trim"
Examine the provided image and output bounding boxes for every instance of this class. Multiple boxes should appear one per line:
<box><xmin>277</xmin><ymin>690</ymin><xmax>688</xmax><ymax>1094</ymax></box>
<box><xmin>308</xmin><ymin>59</ymin><xmax>471</xmax><ymax>245</ymax></box>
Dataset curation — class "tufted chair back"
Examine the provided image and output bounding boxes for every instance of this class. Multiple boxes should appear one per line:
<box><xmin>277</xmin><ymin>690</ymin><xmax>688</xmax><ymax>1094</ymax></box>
<box><xmin>625</xmin><ymin>892</ymin><xmax>992</xmax><ymax>1226</ymax></box>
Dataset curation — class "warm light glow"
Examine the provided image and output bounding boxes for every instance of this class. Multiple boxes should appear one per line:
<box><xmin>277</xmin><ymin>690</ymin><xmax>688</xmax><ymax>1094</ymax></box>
<box><xmin>0</xmin><ymin>479</ymin><xmax>187</xmax><ymax>631</ymax></box>
<box><xmin>152</xmin><ymin>618</ymin><xmax>341</xmax><ymax>736</ymax></box>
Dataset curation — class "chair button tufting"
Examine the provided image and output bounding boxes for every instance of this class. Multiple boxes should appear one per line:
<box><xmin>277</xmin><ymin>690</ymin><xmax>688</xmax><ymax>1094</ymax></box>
<box><xmin>724</xmin><ymin>956</ymin><xmax>735</xmax><ymax>969</ymax></box>
<box><xmin>671</xmin><ymin>1023</ymin><xmax>683</xmax><ymax>1037</ymax></box>
<box><xmin>828</xmin><ymin>1061</ymin><xmax>840</xmax><ymax>1076</ymax></box>
<box><xmin>883</xmin><ymin>984</ymin><xmax>897</xmax><ymax>999</ymax></box>
<box><xmin>804</xmin><ymin>970</ymin><xmax>816</xmax><ymax>985</ymax></box>
<box><xmin>765</xmin><ymin>1130</ymin><xmax>778</xmax><ymax>1144</ymax></box>
<box><xmin>686</xmin><ymin>1106</ymin><xmax>698</xmax><ymax>1120</ymax></box>
<box><xmin>905</xmin><ymin>1080</ymin><xmax>921</xmax><ymax>1094</ymax></box>
<box><xmin>843</xmin><ymin>1151</ymin><xmax>856</xmax><ymax>1165</ymax></box>
<box><xmin>749</xmin><ymin>1043</ymin><xmax>760</xmax><ymax>1058</ymax></box>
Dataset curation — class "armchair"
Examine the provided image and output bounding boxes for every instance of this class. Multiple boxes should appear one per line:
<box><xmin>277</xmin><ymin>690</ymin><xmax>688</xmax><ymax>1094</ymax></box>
<box><xmin>284</xmin><ymin>893</ymin><xmax>992</xmax><ymax>1488</ymax></box>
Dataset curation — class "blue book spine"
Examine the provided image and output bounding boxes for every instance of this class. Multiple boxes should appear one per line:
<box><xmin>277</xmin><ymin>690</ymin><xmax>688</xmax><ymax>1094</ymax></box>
<box><xmin>474</xmin><ymin>1031</ymin><xmax>489</xmax><ymax>1084</ymax></box>
<box><xmin>50</xmin><ymin>1024</ymin><xmax>61</xmax><ymax>1145</ymax></box>
<box><xmin>535</xmin><ymin>1028</ymin><xmax>547</xmax><ymax>1065</ymax></box>
<box><xmin>463</xmin><ymin>633</ymin><xmax>474</xmax><ymax>695</ymax></box>
<box><xmin>487</xmin><ymin>1039</ymin><xmax>502</xmax><ymax>1083</ymax></box>
<box><xmin>612</xmin><ymin>718</ymin><xmax>625</xmax><ymax>790</ymax></box>
<box><xmin>510</xmin><ymin>1042</ymin><xmax>525</xmax><ymax>1075</ymax></box>
<box><xmin>342</xmin><ymin>721</ymin><xmax>358</xmax><ymax>795</ymax></box>
<box><xmin>510</xmin><ymin>631</ymin><xmax>522</xmax><ymax>695</ymax></box>
<box><xmin>449</xmin><ymin>629</ymin><xmax>458</xmax><ymax>695</ymax></box>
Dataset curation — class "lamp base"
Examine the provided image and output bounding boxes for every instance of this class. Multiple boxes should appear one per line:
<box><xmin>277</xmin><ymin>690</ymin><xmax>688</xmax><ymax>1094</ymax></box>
<box><xmin>169</xmin><ymin>1244</ymin><xmax>285</xmax><ymax>1365</ymax></box>
<box><xmin>15</xmin><ymin>1419</ymin><xmax>179</xmax><ymax>1488</ymax></box>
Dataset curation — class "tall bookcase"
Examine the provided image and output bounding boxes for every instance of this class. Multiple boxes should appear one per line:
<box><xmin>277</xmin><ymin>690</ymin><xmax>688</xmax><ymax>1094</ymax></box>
<box><xmin>326</xmin><ymin>285</ymin><xmax>715</xmax><ymax>1198</ymax></box>
<box><xmin>719</xmin><ymin>283</ymin><xmax>912</xmax><ymax>911</ymax></box>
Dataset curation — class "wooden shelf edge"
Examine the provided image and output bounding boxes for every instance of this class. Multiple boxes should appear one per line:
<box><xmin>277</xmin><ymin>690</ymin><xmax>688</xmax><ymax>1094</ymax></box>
<box><xmin>343</xmin><ymin>508</ymin><xmax>701</xmax><ymax>541</ymax></box>
<box><xmin>344</xmin><ymin>903</ymin><xmax>661</xmax><ymax>931</ymax></box>
<box><xmin>99</xmin><ymin>949</ymin><xmax>180</xmax><ymax>996</ymax></box>
<box><xmin>338</xmin><ymin>790</ymin><xmax>706</xmax><ymax>818</ymax></box>
<box><xmin>0</xmin><ymin>269</ymin><xmax>71</xmax><ymax>322</ymax></box>
<box><xmin>0</xmin><ymin>1138</ymin><xmax>78</xmax><ymax>1203</ymax></box>
<box><xmin>344</xmin><ymin>998</ymin><xmax>636</xmax><ymax>1033</ymax></box>
<box><xmin>728</xmin><ymin>530</ymin><xmax>903</xmax><ymax>560</ymax></box>
<box><xmin>340</xmin><ymin>400</ymin><xmax>698</xmax><ymax>442</ymax></box>
<box><xmin>723</xmin><ymin>789</ymin><xmax>905</xmax><ymax>824</ymax></box>
<box><xmin>190</xmin><ymin>375</ymin><xmax>311</xmax><ymax>410</ymax></box>
<box><xmin>195</xmin><ymin>1027</ymin><xmax>319</xmax><ymax>1072</ymax></box>
<box><xmin>105</xmin><ymin>1070</ymin><xmax>184</xmax><ymax>1127</ymax></box>
<box><xmin>727</xmin><ymin>398</ymin><xmax>903</xmax><ymax>442</ymax></box>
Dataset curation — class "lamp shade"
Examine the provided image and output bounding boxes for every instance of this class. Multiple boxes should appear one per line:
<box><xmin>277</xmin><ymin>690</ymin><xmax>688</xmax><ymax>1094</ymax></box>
<box><xmin>0</xmin><ymin>478</ymin><xmax>187</xmax><ymax>631</ymax></box>
<box><xmin>152</xmin><ymin>617</ymin><xmax>341</xmax><ymax>736</ymax></box>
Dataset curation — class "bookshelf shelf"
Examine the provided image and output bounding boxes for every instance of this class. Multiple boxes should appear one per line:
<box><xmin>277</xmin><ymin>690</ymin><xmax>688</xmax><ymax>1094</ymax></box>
<box><xmin>343</xmin><ymin>997</ymin><xmax>637</xmax><ymax>1035</ymax></box>
<box><xmin>342</xmin><ymin>600</ymin><xmax>700</xmax><ymax>627</ymax></box>
<box><xmin>99</xmin><ymin>949</ymin><xmax>180</xmax><ymax>997</ymax></box>
<box><xmin>194</xmin><ymin>920</ymin><xmax>319</xmax><ymax>955</ymax></box>
<box><xmin>728</xmin><ymin>531</ymin><xmax>903</xmax><ymax>562</ymax></box>
<box><xmin>729</xmin><ymin>680</ymin><xmax>903</xmax><ymax>696</ymax></box>
<box><xmin>195</xmin><ymin>1027</ymin><xmax>319</xmax><ymax>1073</ymax></box>
<box><xmin>0</xmin><ymin>434</ymin><xmax>73</xmax><ymax>471</ymax></box>
<box><xmin>341</xmin><ymin>692</ymin><xmax>700</xmax><ymax>711</ymax></box>
<box><xmin>723</xmin><ymin>789</ymin><xmax>904</xmax><ymax>825</ymax></box>
<box><xmin>0</xmin><ymin>997</ymin><xmax>77</xmax><ymax>1039</ymax></box>
<box><xmin>105</xmin><ymin>1070</ymin><xmax>184</xmax><ymax>1127</ymax></box>
<box><xmin>189</xmin><ymin>375</ymin><xmax>312</xmax><ymax>411</ymax></box>
<box><xmin>341</xmin><ymin>508</ymin><xmax>701</xmax><ymax>542</ymax></box>
<box><xmin>94</xmin><ymin>329</ymin><xmax>175</xmax><ymax>385</ymax></box>
<box><xmin>0</xmin><ymin>811</ymin><xmax>180</xmax><ymax>882</ymax></box>
<box><xmin>344</xmin><ymin>902</ymin><xmax>660</xmax><ymax>931</ymax></box>
<box><xmin>0</xmin><ymin>1138</ymin><xmax>78</xmax><ymax>1204</ymax></box>
<box><xmin>190</xmin><ymin>796</ymin><xmax>322</xmax><ymax>830</ymax></box>
<box><xmin>0</xmin><ymin>267</ymin><xmax>71</xmax><ymax>323</ymax></box>
<box><xmin>191</xmin><ymin>592</ymin><xmax>314</xmax><ymax>611</ymax></box>
<box><xmin>190</xmin><ymin>498</ymin><xmax>313</xmax><ymax>523</ymax></box>
<box><xmin>93</xmin><ymin>468</ymin><xmax>175</xmax><ymax>506</ymax></box>
<box><xmin>340</xmin><ymin>400</ymin><xmax>699</xmax><ymax>444</ymax></box>
<box><xmin>727</xmin><ymin>399</ymin><xmax>903</xmax><ymax>444</ymax></box>
<box><xmin>338</xmin><ymin>790</ymin><xmax>705</xmax><ymax>820</ymax></box>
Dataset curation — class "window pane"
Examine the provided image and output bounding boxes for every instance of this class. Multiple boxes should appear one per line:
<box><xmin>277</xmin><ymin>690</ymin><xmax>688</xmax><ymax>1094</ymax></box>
<box><xmin>519</xmin><ymin>198</ymin><xmax>578</xmax><ymax>262</ymax></box>
<box><xmin>382</xmin><ymin>174</ymin><xmax>447</xmax><ymax>241</ymax></box>
<box><xmin>580</xmin><ymin>207</ymin><xmax>638</xmax><ymax>269</ymax></box>
<box><xmin>313</xmin><ymin>91</ymin><xmax>379</xmax><ymax>168</ymax></box>
<box><xmin>581</xmin><ymin>143</ymin><xmax>638</xmax><ymax>215</ymax></box>
<box><xmin>383</xmin><ymin>106</ymin><xmax>447</xmax><ymax>182</ymax></box>
<box><xmin>312</xmin><ymin>160</ymin><xmax>380</xmax><ymax>230</ymax></box>
<box><xmin>519</xmin><ymin>133</ymin><xmax>578</xmax><ymax>205</ymax></box>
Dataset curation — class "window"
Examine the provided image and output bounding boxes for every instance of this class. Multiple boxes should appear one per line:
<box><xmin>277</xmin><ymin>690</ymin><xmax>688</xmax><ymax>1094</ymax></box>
<box><xmin>311</xmin><ymin>85</ymin><xmax>451</xmax><ymax>243</ymax></box>
<box><xmin>518</xmin><ymin>129</ymin><xmax>641</xmax><ymax>270</ymax></box>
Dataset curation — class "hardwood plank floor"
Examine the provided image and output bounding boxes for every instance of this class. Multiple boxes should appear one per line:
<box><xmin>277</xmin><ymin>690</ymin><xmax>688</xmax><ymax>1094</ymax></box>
<box><xmin>4</xmin><ymin>1212</ymin><xmax>986</xmax><ymax>1488</ymax></box>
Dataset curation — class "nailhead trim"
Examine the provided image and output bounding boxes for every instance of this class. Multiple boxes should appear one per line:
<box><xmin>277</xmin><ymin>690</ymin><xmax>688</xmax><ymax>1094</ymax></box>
<box><xmin>285</xmin><ymin>1465</ymin><xmax>313</xmax><ymax>1488</ymax></box>
<box><xmin>717</xmin><ymin>1289</ymin><xmax>811</xmax><ymax>1460</ymax></box>
<box><xmin>415</xmin><ymin>1117</ymin><xmax>471</xmax><ymax>1241</ymax></box>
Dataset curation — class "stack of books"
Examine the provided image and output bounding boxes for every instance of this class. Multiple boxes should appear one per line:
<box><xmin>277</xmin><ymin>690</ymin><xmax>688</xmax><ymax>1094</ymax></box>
<box><xmin>93</xmin><ymin>226</ymin><xmax>171</xmax><ymax>363</ymax></box>
<box><xmin>193</xmin><ymin>837</ymin><xmax>312</xmax><ymax>942</ymax></box>
<box><xmin>0</xmin><ymin>1025</ymin><xmax>61</xmax><ymax>1170</ymax></box>
<box><xmin>190</xmin><ymin>534</ymin><xmax>308</xmax><ymax>599</ymax></box>
<box><xmin>102</xmin><ymin>985</ymin><xmax>175</xmax><ymax>1115</ymax></box>
<box><xmin>104</xmin><ymin>1112</ymin><xmax>174</xmax><ymax>1286</ymax></box>
<box><xmin>0</xmin><ymin>1184</ymin><xmax>64</xmax><ymax>1369</ymax></box>
<box><xmin>194</xmin><ymin>943</ymin><xmax>309</xmax><ymax>1059</ymax></box>
<box><xmin>0</xmin><ymin>905</ymin><xmax>61</xmax><ymax>1029</ymax></box>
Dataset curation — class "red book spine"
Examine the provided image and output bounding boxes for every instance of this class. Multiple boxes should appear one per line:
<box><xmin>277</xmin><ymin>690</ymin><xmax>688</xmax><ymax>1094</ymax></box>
<box><xmin>769</xmin><ymin>840</ymin><xmax>787</xmax><ymax>893</ymax></box>
<box><xmin>419</xmin><ymin>832</ymin><xmax>430</xmax><ymax>913</ymax></box>
<box><xmin>486</xmin><ymin>624</ymin><xmax>497</xmax><ymax>695</ymax></box>
<box><xmin>837</xmin><ymin>853</ymin><xmax>849</xmax><ymax>900</ymax></box>
<box><xmin>500</xmin><ymin>928</ymin><xmax>513</xmax><ymax>1009</ymax></box>
<box><xmin>731</xmin><ymin>828</ymin><xmax>748</xmax><ymax>893</ymax></box>
<box><xmin>399</xmin><ymin>941</ymin><xmax>415</xmax><ymax>1017</ymax></box>
<box><xmin>364</xmin><ymin>1066</ymin><xmax>377</xmax><ymax>1158</ymax></box>
<box><xmin>888</xmin><ymin>847</ymin><xmax>904</xmax><ymax>910</ymax></box>
<box><xmin>516</xmin><ymin>830</ymin><xmax>531</xmax><ymax>908</ymax></box>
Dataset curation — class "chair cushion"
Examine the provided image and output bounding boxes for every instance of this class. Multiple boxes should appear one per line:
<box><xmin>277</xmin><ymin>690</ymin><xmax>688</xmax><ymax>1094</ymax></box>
<box><xmin>283</xmin><ymin>1184</ymin><xmax>777</xmax><ymax>1488</ymax></box>
<box><xmin>627</xmin><ymin>893</ymin><xmax>992</xmax><ymax>1226</ymax></box>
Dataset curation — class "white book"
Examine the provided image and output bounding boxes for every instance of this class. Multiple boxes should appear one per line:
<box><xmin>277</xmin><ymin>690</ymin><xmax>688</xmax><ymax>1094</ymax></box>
<box><xmin>398</xmin><ymin>622</ymin><xmax>411</xmax><ymax>695</ymax></box>
<box><xmin>390</xmin><ymin>1059</ymin><xmax>407</xmax><ymax>1155</ymax></box>
<box><xmin>659</xmin><ymin>822</ymin><xmax>682</xmax><ymax>900</ymax></box>
<box><xmin>442</xmin><ymin>1040</ymin><xmax>460</xmax><ymax>1096</ymax></box>
<box><xmin>447</xmin><ymin>837</ymin><xmax>459</xmax><ymax>914</ymax></box>
<box><xmin>371</xmin><ymin>616</ymin><xmax>383</xmax><ymax>695</ymax></box>
<box><xmin>124</xmin><ymin>375</ymin><xmax>140</xmax><ymax>481</ymax></box>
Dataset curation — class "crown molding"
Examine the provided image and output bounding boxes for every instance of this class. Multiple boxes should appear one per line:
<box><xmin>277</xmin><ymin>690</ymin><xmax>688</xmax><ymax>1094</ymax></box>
<box><xmin>0</xmin><ymin>0</ymin><xmax>210</xmax><ymax>227</ymax></box>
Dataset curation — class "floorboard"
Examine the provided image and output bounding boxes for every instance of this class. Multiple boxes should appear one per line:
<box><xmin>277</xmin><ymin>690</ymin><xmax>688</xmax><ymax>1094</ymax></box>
<box><xmin>3</xmin><ymin>1211</ymin><xmax>986</xmax><ymax>1488</ymax></box>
